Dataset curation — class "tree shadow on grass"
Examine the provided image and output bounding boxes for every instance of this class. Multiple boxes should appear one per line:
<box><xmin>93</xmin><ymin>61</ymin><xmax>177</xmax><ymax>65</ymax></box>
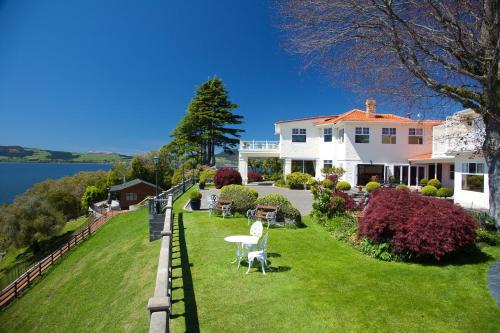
<box><xmin>171</xmin><ymin>212</ymin><xmax>200</xmax><ymax>333</ymax></box>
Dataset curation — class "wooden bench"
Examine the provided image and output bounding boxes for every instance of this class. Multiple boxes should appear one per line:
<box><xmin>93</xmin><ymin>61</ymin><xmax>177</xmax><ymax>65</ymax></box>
<box><xmin>247</xmin><ymin>204</ymin><xmax>278</xmax><ymax>228</ymax></box>
<box><xmin>214</xmin><ymin>199</ymin><xmax>233</xmax><ymax>218</ymax></box>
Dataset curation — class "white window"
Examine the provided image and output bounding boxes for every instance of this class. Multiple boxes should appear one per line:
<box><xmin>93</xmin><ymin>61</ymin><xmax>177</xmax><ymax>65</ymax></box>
<box><xmin>355</xmin><ymin>127</ymin><xmax>370</xmax><ymax>143</ymax></box>
<box><xmin>324</xmin><ymin>160</ymin><xmax>333</xmax><ymax>169</ymax></box>
<box><xmin>323</xmin><ymin>128</ymin><xmax>332</xmax><ymax>142</ymax></box>
<box><xmin>461</xmin><ymin>162</ymin><xmax>485</xmax><ymax>192</ymax></box>
<box><xmin>126</xmin><ymin>192</ymin><xmax>137</xmax><ymax>201</ymax></box>
<box><xmin>408</xmin><ymin>128</ymin><xmax>423</xmax><ymax>144</ymax></box>
<box><xmin>382</xmin><ymin>128</ymin><xmax>396</xmax><ymax>144</ymax></box>
<box><xmin>339</xmin><ymin>128</ymin><xmax>344</xmax><ymax>143</ymax></box>
<box><xmin>292</xmin><ymin>128</ymin><xmax>306</xmax><ymax>142</ymax></box>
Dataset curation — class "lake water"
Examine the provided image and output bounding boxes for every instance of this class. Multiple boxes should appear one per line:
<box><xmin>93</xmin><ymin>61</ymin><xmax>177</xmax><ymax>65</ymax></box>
<box><xmin>0</xmin><ymin>162</ymin><xmax>112</xmax><ymax>204</ymax></box>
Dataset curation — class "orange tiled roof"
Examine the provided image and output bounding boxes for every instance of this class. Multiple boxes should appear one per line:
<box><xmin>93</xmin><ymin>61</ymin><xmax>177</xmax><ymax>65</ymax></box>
<box><xmin>275</xmin><ymin>115</ymin><xmax>335</xmax><ymax>124</ymax></box>
<box><xmin>408</xmin><ymin>153</ymin><xmax>433</xmax><ymax>160</ymax></box>
<box><xmin>313</xmin><ymin>109</ymin><xmax>442</xmax><ymax>125</ymax></box>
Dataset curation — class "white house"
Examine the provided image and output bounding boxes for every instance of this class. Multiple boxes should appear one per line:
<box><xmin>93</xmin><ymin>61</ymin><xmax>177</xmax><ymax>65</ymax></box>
<box><xmin>239</xmin><ymin>99</ymin><xmax>441</xmax><ymax>186</ymax></box>
<box><xmin>238</xmin><ymin>102</ymin><xmax>490</xmax><ymax>211</ymax></box>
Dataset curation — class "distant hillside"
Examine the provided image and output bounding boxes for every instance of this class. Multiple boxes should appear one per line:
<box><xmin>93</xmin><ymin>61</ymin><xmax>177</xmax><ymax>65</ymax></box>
<box><xmin>215</xmin><ymin>149</ymin><xmax>238</xmax><ymax>166</ymax></box>
<box><xmin>0</xmin><ymin>146</ymin><xmax>132</xmax><ymax>163</ymax></box>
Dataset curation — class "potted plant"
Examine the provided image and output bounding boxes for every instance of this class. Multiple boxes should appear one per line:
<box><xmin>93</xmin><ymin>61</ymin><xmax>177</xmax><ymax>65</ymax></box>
<box><xmin>199</xmin><ymin>180</ymin><xmax>206</xmax><ymax>190</ymax></box>
<box><xmin>190</xmin><ymin>190</ymin><xmax>202</xmax><ymax>210</ymax></box>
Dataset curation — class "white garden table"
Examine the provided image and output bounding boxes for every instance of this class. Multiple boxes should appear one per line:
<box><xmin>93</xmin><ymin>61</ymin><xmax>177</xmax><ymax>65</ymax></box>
<box><xmin>224</xmin><ymin>235</ymin><xmax>259</xmax><ymax>266</ymax></box>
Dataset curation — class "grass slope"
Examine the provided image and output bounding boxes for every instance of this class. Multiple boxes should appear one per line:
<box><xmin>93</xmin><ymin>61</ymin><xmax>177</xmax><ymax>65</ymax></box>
<box><xmin>171</xmin><ymin>189</ymin><xmax>500</xmax><ymax>332</ymax></box>
<box><xmin>0</xmin><ymin>209</ymin><xmax>159</xmax><ymax>333</ymax></box>
<box><xmin>0</xmin><ymin>146</ymin><xmax>131</xmax><ymax>163</ymax></box>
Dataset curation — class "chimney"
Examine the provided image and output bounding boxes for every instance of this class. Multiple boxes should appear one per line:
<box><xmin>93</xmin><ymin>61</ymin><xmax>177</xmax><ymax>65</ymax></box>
<box><xmin>366</xmin><ymin>99</ymin><xmax>376</xmax><ymax>117</ymax></box>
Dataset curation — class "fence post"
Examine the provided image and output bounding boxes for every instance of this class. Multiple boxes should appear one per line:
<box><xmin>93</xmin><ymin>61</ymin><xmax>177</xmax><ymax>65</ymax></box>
<box><xmin>14</xmin><ymin>280</ymin><xmax>18</xmax><ymax>298</ymax></box>
<box><xmin>38</xmin><ymin>262</ymin><xmax>42</xmax><ymax>276</ymax></box>
<box><xmin>51</xmin><ymin>253</ymin><xmax>54</xmax><ymax>264</ymax></box>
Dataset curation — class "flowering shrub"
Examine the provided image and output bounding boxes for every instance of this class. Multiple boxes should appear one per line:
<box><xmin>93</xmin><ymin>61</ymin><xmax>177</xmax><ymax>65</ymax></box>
<box><xmin>247</xmin><ymin>171</ymin><xmax>263</xmax><ymax>183</ymax></box>
<box><xmin>336</xmin><ymin>181</ymin><xmax>351</xmax><ymax>191</ymax></box>
<box><xmin>322</xmin><ymin>179</ymin><xmax>335</xmax><ymax>189</ymax></box>
<box><xmin>286</xmin><ymin>172</ymin><xmax>313</xmax><ymax>189</ymax></box>
<box><xmin>312</xmin><ymin>183</ymin><xmax>357</xmax><ymax>219</ymax></box>
<box><xmin>358</xmin><ymin>188</ymin><xmax>478</xmax><ymax>260</ymax></box>
<box><xmin>421</xmin><ymin>185</ymin><xmax>437</xmax><ymax>196</ymax></box>
<box><xmin>327</xmin><ymin>175</ymin><xmax>339</xmax><ymax>183</ymax></box>
<box><xmin>213</xmin><ymin>168</ymin><xmax>242</xmax><ymax>189</ymax></box>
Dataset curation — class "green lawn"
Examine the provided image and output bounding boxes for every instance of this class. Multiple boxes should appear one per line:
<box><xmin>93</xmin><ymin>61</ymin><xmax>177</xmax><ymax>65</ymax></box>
<box><xmin>0</xmin><ymin>209</ymin><xmax>159</xmax><ymax>333</ymax></box>
<box><xmin>171</xmin><ymin>189</ymin><xmax>500</xmax><ymax>332</ymax></box>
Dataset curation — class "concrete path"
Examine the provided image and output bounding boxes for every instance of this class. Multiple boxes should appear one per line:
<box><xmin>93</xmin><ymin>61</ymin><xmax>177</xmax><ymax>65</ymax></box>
<box><xmin>488</xmin><ymin>260</ymin><xmax>500</xmax><ymax>307</ymax></box>
<box><xmin>192</xmin><ymin>185</ymin><xmax>313</xmax><ymax>215</ymax></box>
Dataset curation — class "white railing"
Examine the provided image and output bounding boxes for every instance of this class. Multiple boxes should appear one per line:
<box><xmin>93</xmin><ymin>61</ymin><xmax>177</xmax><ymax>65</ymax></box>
<box><xmin>240</xmin><ymin>140</ymin><xmax>279</xmax><ymax>151</ymax></box>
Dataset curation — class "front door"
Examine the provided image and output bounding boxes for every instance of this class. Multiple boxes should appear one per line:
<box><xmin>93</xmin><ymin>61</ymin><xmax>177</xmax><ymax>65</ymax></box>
<box><xmin>357</xmin><ymin>164</ymin><xmax>384</xmax><ymax>186</ymax></box>
<box><xmin>428</xmin><ymin>163</ymin><xmax>443</xmax><ymax>181</ymax></box>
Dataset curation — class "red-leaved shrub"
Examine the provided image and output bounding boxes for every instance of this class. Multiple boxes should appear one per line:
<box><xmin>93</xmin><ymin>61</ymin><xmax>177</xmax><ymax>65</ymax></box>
<box><xmin>358</xmin><ymin>188</ymin><xmax>478</xmax><ymax>260</ymax></box>
<box><xmin>331</xmin><ymin>190</ymin><xmax>357</xmax><ymax>212</ymax></box>
<box><xmin>247</xmin><ymin>171</ymin><xmax>263</xmax><ymax>183</ymax></box>
<box><xmin>214</xmin><ymin>168</ymin><xmax>242</xmax><ymax>189</ymax></box>
<box><xmin>327</xmin><ymin>175</ymin><xmax>339</xmax><ymax>183</ymax></box>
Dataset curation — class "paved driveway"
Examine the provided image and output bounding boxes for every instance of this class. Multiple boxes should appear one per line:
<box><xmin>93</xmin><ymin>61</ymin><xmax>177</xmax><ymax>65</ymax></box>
<box><xmin>200</xmin><ymin>185</ymin><xmax>313</xmax><ymax>215</ymax></box>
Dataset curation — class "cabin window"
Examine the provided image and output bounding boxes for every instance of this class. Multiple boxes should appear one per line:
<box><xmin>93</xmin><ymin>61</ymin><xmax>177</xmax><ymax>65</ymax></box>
<box><xmin>408</xmin><ymin>128</ymin><xmax>423</xmax><ymax>144</ymax></box>
<box><xmin>126</xmin><ymin>192</ymin><xmax>137</xmax><ymax>201</ymax></box>
<box><xmin>292</xmin><ymin>128</ymin><xmax>307</xmax><ymax>142</ymax></box>
<box><xmin>382</xmin><ymin>128</ymin><xmax>396</xmax><ymax>144</ymax></box>
<box><xmin>355</xmin><ymin>127</ymin><xmax>370</xmax><ymax>143</ymax></box>
<box><xmin>323</xmin><ymin>128</ymin><xmax>332</xmax><ymax>142</ymax></box>
<box><xmin>339</xmin><ymin>128</ymin><xmax>344</xmax><ymax>143</ymax></box>
<box><xmin>323</xmin><ymin>160</ymin><xmax>333</xmax><ymax>169</ymax></box>
<box><xmin>461</xmin><ymin>162</ymin><xmax>485</xmax><ymax>192</ymax></box>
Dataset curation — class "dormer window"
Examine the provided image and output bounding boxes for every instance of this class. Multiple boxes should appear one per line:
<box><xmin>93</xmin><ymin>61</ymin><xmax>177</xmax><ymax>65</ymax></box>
<box><xmin>323</xmin><ymin>128</ymin><xmax>332</xmax><ymax>142</ymax></box>
<box><xmin>382</xmin><ymin>128</ymin><xmax>396</xmax><ymax>144</ymax></box>
<box><xmin>355</xmin><ymin>127</ymin><xmax>370</xmax><ymax>143</ymax></box>
<box><xmin>408</xmin><ymin>128</ymin><xmax>423</xmax><ymax>144</ymax></box>
<box><xmin>292</xmin><ymin>128</ymin><xmax>306</xmax><ymax>142</ymax></box>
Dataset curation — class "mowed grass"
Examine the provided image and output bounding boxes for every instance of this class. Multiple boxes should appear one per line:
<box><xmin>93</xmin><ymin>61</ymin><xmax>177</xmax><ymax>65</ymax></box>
<box><xmin>171</xmin><ymin>189</ymin><xmax>500</xmax><ymax>332</ymax></box>
<box><xmin>0</xmin><ymin>208</ymin><xmax>159</xmax><ymax>333</ymax></box>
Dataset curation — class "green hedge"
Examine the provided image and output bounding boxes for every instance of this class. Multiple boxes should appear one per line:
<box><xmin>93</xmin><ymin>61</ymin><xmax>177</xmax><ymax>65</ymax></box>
<box><xmin>336</xmin><ymin>181</ymin><xmax>351</xmax><ymax>191</ymax></box>
<box><xmin>220</xmin><ymin>185</ymin><xmax>258</xmax><ymax>214</ymax></box>
<box><xmin>286</xmin><ymin>172</ymin><xmax>313</xmax><ymax>189</ymax></box>
<box><xmin>427</xmin><ymin>179</ymin><xmax>442</xmax><ymax>189</ymax></box>
<box><xmin>436</xmin><ymin>187</ymin><xmax>453</xmax><ymax>197</ymax></box>
<box><xmin>421</xmin><ymin>185</ymin><xmax>438</xmax><ymax>196</ymax></box>
<box><xmin>365</xmin><ymin>182</ymin><xmax>381</xmax><ymax>193</ymax></box>
<box><xmin>255</xmin><ymin>193</ymin><xmax>301</xmax><ymax>225</ymax></box>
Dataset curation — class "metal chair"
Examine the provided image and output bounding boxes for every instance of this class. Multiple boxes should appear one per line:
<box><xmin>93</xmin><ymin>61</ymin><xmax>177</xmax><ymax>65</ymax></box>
<box><xmin>249</xmin><ymin>221</ymin><xmax>263</xmax><ymax>238</ymax></box>
<box><xmin>246</xmin><ymin>232</ymin><xmax>269</xmax><ymax>275</ymax></box>
<box><xmin>265</xmin><ymin>211</ymin><xmax>277</xmax><ymax>229</ymax></box>
<box><xmin>221</xmin><ymin>204</ymin><xmax>232</xmax><ymax>218</ymax></box>
<box><xmin>208</xmin><ymin>195</ymin><xmax>218</xmax><ymax>216</ymax></box>
<box><xmin>246</xmin><ymin>208</ymin><xmax>257</xmax><ymax>225</ymax></box>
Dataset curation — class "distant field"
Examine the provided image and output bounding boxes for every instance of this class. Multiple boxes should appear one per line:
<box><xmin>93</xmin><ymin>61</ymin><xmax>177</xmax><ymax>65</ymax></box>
<box><xmin>0</xmin><ymin>146</ymin><xmax>131</xmax><ymax>163</ymax></box>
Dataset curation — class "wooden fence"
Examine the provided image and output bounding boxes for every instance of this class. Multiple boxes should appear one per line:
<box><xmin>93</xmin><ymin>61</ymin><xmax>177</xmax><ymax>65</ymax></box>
<box><xmin>0</xmin><ymin>210</ymin><xmax>119</xmax><ymax>309</ymax></box>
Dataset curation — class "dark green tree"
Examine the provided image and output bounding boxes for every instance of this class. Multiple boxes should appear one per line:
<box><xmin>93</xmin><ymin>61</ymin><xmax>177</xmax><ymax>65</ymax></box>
<box><xmin>170</xmin><ymin>77</ymin><xmax>244</xmax><ymax>165</ymax></box>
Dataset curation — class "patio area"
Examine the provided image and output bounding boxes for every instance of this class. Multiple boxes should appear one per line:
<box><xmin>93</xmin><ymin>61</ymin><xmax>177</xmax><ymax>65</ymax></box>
<box><xmin>170</xmin><ymin>187</ymin><xmax>500</xmax><ymax>332</ymax></box>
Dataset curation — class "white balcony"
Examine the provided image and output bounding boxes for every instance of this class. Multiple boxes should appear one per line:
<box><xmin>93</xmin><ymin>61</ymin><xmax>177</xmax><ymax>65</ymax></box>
<box><xmin>240</xmin><ymin>140</ymin><xmax>280</xmax><ymax>152</ymax></box>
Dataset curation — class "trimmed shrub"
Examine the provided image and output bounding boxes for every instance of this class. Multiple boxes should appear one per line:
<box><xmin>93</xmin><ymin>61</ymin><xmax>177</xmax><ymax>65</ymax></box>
<box><xmin>365</xmin><ymin>181</ymin><xmax>381</xmax><ymax>193</ymax></box>
<box><xmin>358</xmin><ymin>188</ymin><xmax>478</xmax><ymax>260</ymax></box>
<box><xmin>476</xmin><ymin>228</ymin><xmax>500</xmax><ymax>246</ymax></box>
<box><xmin>255</xmin><ymin>193</ymin><xmax>301</xmax><ymax>224</ymax></box>
<box><xmin>421</xmin><ymin>185</ymin><xmax>438</xmax><ymax>196</ymax></box>
<box><xmin>437</xmin><ymin>187</ymin><xmax>453</xmax><ymax>198</ymax></box>
<box><xmin>427</xmin><ymin>179</ymin><xmax>442</xmax><ymax>189</ymax></box>
<box><xmin>322</xmin><ymin>179</ymin><xmax>335</xmax><ymax>189</ymax></box>
<box><xmin>419</xmin><ymin>178</ymin><xmax>429</xmax><ymax>186</ymax></box>
<box><xmin>247</xmin><ymin>171</ymin><xmax>263</xmax><ymax>183</ymax></box>
<box><xmin>190</xmin><ymin>190</ymin><xmax>202</xmax><ymax>200</ymax></box>
<box><xmin>220</xmin><ymin>185</ymin><xmax>258</xmax><ymax>214</ymax></box>
<box><xmin>336</xmin><ymin>181</ymin><xmax>351</xmax><ymax>191</ymax></box>
<box><xmin>286</xmin><ymin>172</ymin><xmax>313</xmax><ymax>189</ymax></box>
<box><xmin>213</xmin><ymin>168</ymin><xmax>242</xmax><ymax>189</ymax></box>
<box><xmin>396</xmin><ymin>184</ymin><xmax>409</xmax><ymax>190</ymax></box>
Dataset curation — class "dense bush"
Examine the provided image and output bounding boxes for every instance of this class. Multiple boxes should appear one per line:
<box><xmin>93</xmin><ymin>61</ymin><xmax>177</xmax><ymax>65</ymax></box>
<box><xmin>421</xmin><ymin>185</ymin><xmax>438</xmax><ymax>196</ymax></box>
<box><xmin>255</xmin><ymin>193</ymin><xmax>301</xmax><ymax>224</ymax></box>
<box><xmin>247</xmin><ymin>171</ymin><xmax>263</xmax><ymax>183</ymax></box>
<box><xmin>419</xmin><ymin>178</ymin><xmax>429</xmax><ymax>186</ymax></box>
<box><xmin>321</xmin><ymin>214</ymin><xmax>357</xmax><ymax>241</ymax></box>
<box><xmin>427</xmin><ymin>179</ymin><xmax>442</xmax><ymax>189</ymax></box>
<box><xmin>322</xmin><ymin>179</ymin><xmax>335</xmax><ymax>189</ymax></box>
<box><xmin>336</xmin><ymin>181</ymin><xmax>351</xmax><ymax>191</ymax></box>
<box><xmin>358</xmin><ymin>188</ymin><xmax>478</xmax><ymax>260</ymax></box>
<box><xmin>214</xmin><ymin>168</ymin><xmax>242</xmax><ymax>189</ymax></box>
<box><xmin>437</xmin><ymin>187</ymin><xmax>453</xmax><ymax>198</ymax></box>
<box><xmin>395</xmin><ymin>184</ymin><xmax>409</xmax><ymax>190</ymax></box>
<box><xmin>365</xmin><ymin>181</ymin><xmax>381</xmax><ymax>193</ymax></box>
<box><xmin>190</xmin><ymin>190</ymin><xmax>202</xmax><ymax>200</ymax></box>
<box><xmin>220</xmin><ymin>185</ymin><xmax>258</xmax><ymax>214</ymax></box>
<box><xmin>326</xmin><ymin>174</ymin><xmax>339</xmax><ymax>183</ymax></box>
<box><xmin>286</xmin><ymin>172</ymin><xmax>313</xmax><ymax>189</ymax></box>
<box><xmin>476</xmin><ymin>229</ymin><xmax>500</xmax><ymax>246</ymax></box>
<box><xmin>81</xmin><ymin>186</ymin><xmax>105</xmax><ymax>209</ymax></box>
<box><xmin>199</xmin><ymin>169</ymin><xmax>216</xmax><ymax>183</ymax></box>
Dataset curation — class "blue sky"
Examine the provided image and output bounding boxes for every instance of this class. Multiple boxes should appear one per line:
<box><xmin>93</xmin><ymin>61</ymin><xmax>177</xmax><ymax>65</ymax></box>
<box><xmin>0</xmin><ymin>0</ymin><xmax>458</xmax><ymax>155</ymax></box>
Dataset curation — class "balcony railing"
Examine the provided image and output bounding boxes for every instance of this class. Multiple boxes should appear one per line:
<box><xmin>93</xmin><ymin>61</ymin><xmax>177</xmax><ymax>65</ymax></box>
<box><xmin>240</xmin><ymin>140</ymin><xmax>280</xmax><ymax>151</ymax></box>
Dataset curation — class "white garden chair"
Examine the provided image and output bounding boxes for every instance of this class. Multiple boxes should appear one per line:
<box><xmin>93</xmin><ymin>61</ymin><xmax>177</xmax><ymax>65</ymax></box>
<box><xmin>246</xmin><ymin>232</ymin><xmax>269</xmax><ymax>275</ymax></box>
<box><xmin>249</xmin><ymin>221</ymin><xmax>263</xmax><ymax>237</ymax></box>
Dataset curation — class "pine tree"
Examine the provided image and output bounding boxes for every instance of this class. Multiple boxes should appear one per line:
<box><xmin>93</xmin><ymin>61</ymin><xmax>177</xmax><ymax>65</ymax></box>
<box><xmin>170</xmin><ymin>77</ymin><xmax>243</xmax><ymax>165</ymax></box>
